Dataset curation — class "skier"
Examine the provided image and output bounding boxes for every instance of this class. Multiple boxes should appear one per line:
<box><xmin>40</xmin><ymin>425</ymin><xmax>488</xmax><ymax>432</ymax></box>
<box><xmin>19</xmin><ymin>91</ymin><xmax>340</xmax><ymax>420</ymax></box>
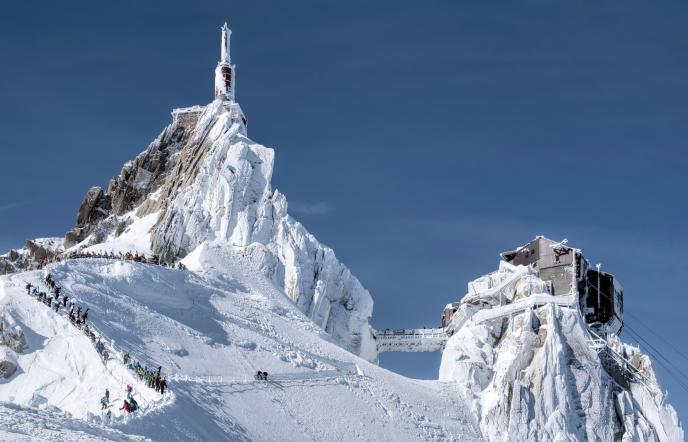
<box><xmin>100</xmin><ymin>395</ymin><xmax>108</xmax><ymax>410</ymax></box>
<box><xmin>159</xmin><ymin>378</ymin><xmax>167</xmax><ymax>394</ymax></box>
<box><xmin>82</xmin><ymin>308</ymin><xmax>89</xmax><ymax>322</ymax></box>
<box><xmin>25</xmin><ymin>283</ymin><xmax>32</xmax><ymax>295</ymax></box>
<box><xmin>126</xmin><ymin>385</ymin><xmax>133</xmax><ymax>400</ymax></box>
<box><xmin>105</xmin><ymin>388</ymin><xmax>110</xmax><ymax>403</ymax></box>
<box><xmin>123</xmin><ymin>352</ymin><xmax>130</xmax><ymax>365</ymax></box>
<box><xmin>129</xmin><ymin>397</ymin><xmax>139</xmax><ymax>412</ymax></box>
<box><xmin>63</xmin><ymin>295</ymin><xmax>68</xmax><ymax>307</ymax></box>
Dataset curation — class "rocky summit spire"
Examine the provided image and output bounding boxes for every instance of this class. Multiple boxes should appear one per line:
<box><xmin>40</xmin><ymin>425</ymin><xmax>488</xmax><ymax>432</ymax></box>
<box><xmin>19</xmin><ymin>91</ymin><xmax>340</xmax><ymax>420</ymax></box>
<box><xmin>215</xmin><ymin>22</ymin><xmax>235</xmax><ymax>101</ymax></box>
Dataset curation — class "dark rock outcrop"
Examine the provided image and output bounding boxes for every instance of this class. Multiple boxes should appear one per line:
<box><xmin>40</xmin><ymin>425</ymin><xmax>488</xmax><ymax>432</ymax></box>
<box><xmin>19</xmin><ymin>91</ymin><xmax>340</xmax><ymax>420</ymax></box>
<box><xmin>0</xmin><ymin>238</ymin><xmax>63</xmax><ymax>275</ymax></box>
<box><xmin>62</xmin><ymin>117</ymin><xmax>191</xmax><ymax>250</ymax></box>
<box><xmin>64</xmin><ymin>186</ymin><xmax>111</xmax><ymax>248</ymax></box>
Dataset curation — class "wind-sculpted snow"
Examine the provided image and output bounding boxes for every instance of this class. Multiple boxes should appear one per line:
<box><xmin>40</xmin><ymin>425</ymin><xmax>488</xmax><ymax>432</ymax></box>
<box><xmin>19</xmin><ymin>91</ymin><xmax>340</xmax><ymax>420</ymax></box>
<box><xmin>0</xmin><ymin>259</ymin><xmax>481</xmax><ymax>441</ymax></box>
<box><xmin>0</xmin><ymin>402</ymin><xmax>148</xmax><ymax>441</ymax></box>
<box><xmin>65</xmin><ymin>100</ymin><xmax>375</xmax><ymax>360</ymax></box>
<box><xmin>440</xmin><ymin>267</ymin><xmax>683</xmax><ymax>442</ymax></box>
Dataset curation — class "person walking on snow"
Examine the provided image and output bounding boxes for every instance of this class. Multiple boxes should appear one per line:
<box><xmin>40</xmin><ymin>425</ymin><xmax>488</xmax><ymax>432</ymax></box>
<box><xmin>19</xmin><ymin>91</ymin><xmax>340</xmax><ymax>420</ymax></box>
<box><xmin>120</xmin><ymin>400</ymin><xmax>132</xmax><ymax>413</ymax></box>
<box><xmin>100</xmin><ymin>395</ymin><xmax>108</xmax><ymax>410</ymax></box>
<box><xmin>96</xmin><ymin>339</ymin><xmax>105</xmax><ymax>355</ymax></box>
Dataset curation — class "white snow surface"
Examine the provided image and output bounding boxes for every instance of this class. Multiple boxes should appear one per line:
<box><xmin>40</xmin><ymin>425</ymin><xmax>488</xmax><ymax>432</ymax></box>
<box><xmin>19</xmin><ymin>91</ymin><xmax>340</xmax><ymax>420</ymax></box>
<box><xmin>0</xmin><ymin>402</ymin><xmax>148</xmax><ymax>441</ymax></box>
<box><xmin>83</xmin><ymin>100</ymin><xmax>374</xmax><ymax>360</ymax></box>
<box><xmin>439</xmin><ymin>265</ymin><xmax>683</xmax><ymax>442</ymax></box>
<box><xmin>83</xmin><ymin>212</ymin><xmax>158</xmax><ymax>257</ymax></box>
<box><xmin>0</xmin><ymin>256</ymin><xmax>481</xmax><ymax>441</ymax></box>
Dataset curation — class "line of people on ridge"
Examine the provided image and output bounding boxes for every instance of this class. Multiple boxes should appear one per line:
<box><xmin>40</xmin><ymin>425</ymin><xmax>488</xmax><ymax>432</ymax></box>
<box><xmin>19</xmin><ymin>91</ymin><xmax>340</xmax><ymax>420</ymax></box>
<box><xmin>39</xmin><ymin>250</ymin><xmax>187</xmax><ymax>270</ymax></box>
<box><xmin>26</xmin><ymin>276</ymin><xmax>102</xmax><ymax>359</ymax></box>
<box><xmin>26</xmin><ymin>272</ymin><xmax>169</xmax><ymax>415</ymax></box>
<box><xmin>124</xmin><ymin>352</ymin><xmax>167</xmax><ymax>394</ymax></box>
<box><xmin>26</xmin><ymin>277</ymin><xmax>89</xmax><ymax>327</ymax></box>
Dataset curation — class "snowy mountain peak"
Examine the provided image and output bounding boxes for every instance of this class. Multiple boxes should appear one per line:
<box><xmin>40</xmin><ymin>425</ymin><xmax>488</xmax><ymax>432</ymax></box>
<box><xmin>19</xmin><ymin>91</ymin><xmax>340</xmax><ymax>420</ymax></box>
<box><xmin>58</xmin><ymin>94</ymin><xmax>374</xmax><ymax>361</ymax></box>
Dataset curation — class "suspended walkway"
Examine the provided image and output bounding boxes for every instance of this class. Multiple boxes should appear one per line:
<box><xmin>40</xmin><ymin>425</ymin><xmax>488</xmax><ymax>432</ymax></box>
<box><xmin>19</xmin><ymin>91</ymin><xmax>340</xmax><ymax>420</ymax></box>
<box><xmin>373</xmin><ymin>328</ymin><xmax>447</xmax><ymax>353</ymax></box>
<box><xmin>375</xmin><ymin>294</ymin><xmax>578</xmax><ymax>353</ymax></box>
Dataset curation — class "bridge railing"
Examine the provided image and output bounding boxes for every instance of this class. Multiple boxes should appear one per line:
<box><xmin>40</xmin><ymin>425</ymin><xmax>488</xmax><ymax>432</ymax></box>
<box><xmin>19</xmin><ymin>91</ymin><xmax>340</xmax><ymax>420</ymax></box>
<box><xmin>374</xmin><ymin>328</ymin><xmax>446</xmax><ymax>338</ymax></box>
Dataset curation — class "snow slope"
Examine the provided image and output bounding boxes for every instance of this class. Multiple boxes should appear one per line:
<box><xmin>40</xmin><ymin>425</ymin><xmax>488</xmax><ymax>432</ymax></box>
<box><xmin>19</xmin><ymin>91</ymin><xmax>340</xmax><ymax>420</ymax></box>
<box><xmin>0</xmin><ymin>253</ymin><xmax>481</xmax><ymax>441</ymax></box>
<box><xmin>0</xmin><ymin>402</ymin><xmax>147</xmax><ymax>441</ymax></box>
<box><xmin>65</xmin><ymin>99</ymin><xmax>374</xmax><ymax>361</ymax></box>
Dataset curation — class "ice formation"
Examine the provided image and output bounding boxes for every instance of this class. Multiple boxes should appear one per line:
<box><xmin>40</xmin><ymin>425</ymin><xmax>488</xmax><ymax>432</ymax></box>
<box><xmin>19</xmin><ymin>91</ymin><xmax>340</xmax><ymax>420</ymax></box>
<box><xmin>439</xmin><ymin>258</ymin><xmax>683</xmax><ymax>441</ymax></box>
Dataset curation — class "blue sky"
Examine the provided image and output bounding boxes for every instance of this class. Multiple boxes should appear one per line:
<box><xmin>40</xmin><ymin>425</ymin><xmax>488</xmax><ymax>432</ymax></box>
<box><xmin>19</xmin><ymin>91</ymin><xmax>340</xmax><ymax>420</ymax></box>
<box><xmin>1</xmin><ymin>0</ymin><xmax>687</xmax><ymax>424</ymax></box>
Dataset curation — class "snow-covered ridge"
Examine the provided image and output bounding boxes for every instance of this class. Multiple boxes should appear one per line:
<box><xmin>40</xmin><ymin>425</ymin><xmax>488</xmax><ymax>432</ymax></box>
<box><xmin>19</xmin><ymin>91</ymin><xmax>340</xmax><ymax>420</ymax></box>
<box><xmin>61</xmin><ymin>99</ymin><xmax>375</xmax><ymax>361</ymax></box>
<box><xmin>0</xmin><ymin>257</ymin><xmax>481</xmax><ymax>441</ymax></box>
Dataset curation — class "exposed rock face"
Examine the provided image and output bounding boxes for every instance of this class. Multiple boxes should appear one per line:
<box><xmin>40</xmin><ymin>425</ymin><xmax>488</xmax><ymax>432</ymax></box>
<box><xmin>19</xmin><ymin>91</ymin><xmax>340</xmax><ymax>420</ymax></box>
<box><xmin>107</xmin><ymin>121</ymin><xmax>187</xmax><ymax>216</ymax></box>
<box><xmin>0</xmin><ymin>314</ymin><xmax>22</xmax><ymax>379</ymax></box>
<box><xmin>76</xmin><ymin>187</ymin><xmax>111</xmax><ymax>226</ymax></box>
<box><xmin>0</xmin><ymin>314</ymin><xmax>27</xmax><ymax>353</ymax></box>
<box><xmin>63</xmin><ymin>117</ymin><xmax>191</xmax><ymax>250</ymax></box>
<box><xmin>0</xmin><ymin>357</ymin><xmax>17</xmax><ymax>379</ymax></box>
<box><xmin>0</xmin><ymin>238</ymin><xmax>63</xmax><ymax>275</ymax></box>
<box><xmin>59</xmin><ymin>100</ymin><xmax>376</xmax><ymax>360</ymax></box>
<box><xmin>0</xmin><ymin>253</ymin><xmax>26</xmax><ymax>275</ymax></box>
<box><xmin>64</xmin><ymin>187</ymin><xmax>111</xmax><ymax>248</ymax></box>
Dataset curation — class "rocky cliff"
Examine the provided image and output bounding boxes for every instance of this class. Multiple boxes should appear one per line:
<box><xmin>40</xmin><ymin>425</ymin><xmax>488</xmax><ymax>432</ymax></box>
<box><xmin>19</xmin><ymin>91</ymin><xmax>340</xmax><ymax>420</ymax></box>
<box><xmin>60</xmin><ymin>99</ymin><xmax>376</xmax><ymax>361</ymax></box>
<box><xmin>0</xmin><ymin>238</ymin><xmax>63</xmax><ymax>275</ymax></box>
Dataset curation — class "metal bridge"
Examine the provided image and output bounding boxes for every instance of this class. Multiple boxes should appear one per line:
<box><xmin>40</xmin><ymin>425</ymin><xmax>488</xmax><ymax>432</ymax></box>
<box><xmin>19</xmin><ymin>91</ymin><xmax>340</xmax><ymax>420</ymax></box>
<box><xmin>374</xmin><ymin>294</ymin><xmax>578</xmax><ymax>353</ymax></box>
<box><xmin>373</xmin><ymin>328</ymin><xmax>447</xmax><ymax>353</ymax></box>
